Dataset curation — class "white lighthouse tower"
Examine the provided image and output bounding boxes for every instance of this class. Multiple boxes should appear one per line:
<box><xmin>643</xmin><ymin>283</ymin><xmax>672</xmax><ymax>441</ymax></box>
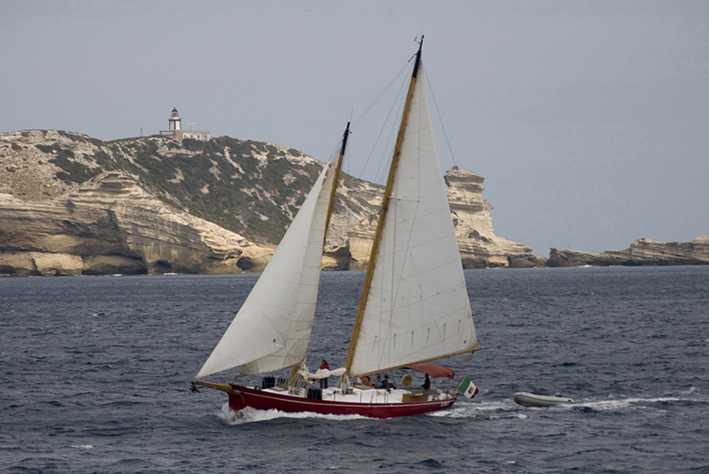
<box><xmin>160</xmin><ymin>107</ymin><xmax>210</xmax><ymax>141</ymax></box>
<box><xmin>168</xmin><ymin>108</ymin><xmax>182</xmax><ymax>131</ymax></box>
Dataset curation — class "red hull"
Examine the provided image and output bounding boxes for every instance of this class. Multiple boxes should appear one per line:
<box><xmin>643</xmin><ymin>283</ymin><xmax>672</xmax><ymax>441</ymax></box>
<box><xmin>227</xmin><ymin>385</ymin><xmax>457</xmax><ymax>419</ymax></box>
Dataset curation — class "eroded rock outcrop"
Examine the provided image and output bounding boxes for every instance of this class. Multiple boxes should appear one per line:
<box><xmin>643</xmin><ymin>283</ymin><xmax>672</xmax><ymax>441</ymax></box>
<box><xmin>547</xmin><ymin>236</ymin><xmax>709</xmax><ymax>267</ymax></box>
<box><xmin>1</xmin><ymin>130</ymin><xmax>535</xmax><ymax>275</ymax></box>
<box><xmin>445</xmin><ymin>167</ymin><xmax>539</xmax><ymax>268</ymax></box>
<box><xmin>0</xmin><ymin>172</ymin><xmax>271</xmax><ymax>276</ymax></box>
<box><xmin>343</xmin><ymin>167</ymin><xmax>536</xmax><ymax>270</ymax></box>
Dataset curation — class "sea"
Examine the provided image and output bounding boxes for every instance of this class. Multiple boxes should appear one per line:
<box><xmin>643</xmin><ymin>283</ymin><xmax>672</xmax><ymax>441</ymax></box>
<box><xmin>1</xmin><ymin>265</ymin><xmax>707</xmax><ymax>473</ymax></box>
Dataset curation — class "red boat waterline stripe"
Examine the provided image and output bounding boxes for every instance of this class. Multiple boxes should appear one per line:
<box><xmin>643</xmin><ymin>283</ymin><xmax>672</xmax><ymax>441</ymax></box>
<box><xmin>227</xmin><ymin>385</ymin><xmax>457</xmax><ymax>419</ymax></box>
<box><xmin>233</xmin><ymin>387</ymin><xmax>455</xmax><ymax>408</ymax></box>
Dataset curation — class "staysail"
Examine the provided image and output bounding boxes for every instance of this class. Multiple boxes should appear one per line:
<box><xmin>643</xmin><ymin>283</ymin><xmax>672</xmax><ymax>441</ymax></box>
<box><xmin>195</xmin><ymin>158</ymin><xmax>338</xmax><ymax>379</ymax></box>
<box><xmin>347</xmin><ymin>41</ymin><xmax>479</xmax><ymax>377</ymax></box>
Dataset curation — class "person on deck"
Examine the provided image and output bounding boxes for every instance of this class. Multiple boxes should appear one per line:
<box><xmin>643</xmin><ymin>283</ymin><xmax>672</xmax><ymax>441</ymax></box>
<box><xmin>422</xmin><ymin>374</ymin><xmax>431</xmax><ymax>391</ymax></box>
<box><xmin>319</xmin><ymin>359</ymin><xmax>330</xmax><ymax>389</ymax></box>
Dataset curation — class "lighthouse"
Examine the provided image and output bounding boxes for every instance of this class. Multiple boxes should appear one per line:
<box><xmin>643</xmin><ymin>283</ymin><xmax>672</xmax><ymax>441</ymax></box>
<box><xmin>160</xmin><ymin>108</ymin><xmax>210</xmax><ymax>141</ymax></box>
<box><xmin>168</xmin><ymin>108</ymin><xmax>182</xmax><ymax>131</ymax></box>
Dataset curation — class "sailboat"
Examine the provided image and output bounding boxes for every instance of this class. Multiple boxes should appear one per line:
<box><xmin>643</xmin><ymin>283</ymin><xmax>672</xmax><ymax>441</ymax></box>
<box><xmin>192</xmin><ymin>37</ymin><xmax>481</xmax><ymax>419</ymax></box>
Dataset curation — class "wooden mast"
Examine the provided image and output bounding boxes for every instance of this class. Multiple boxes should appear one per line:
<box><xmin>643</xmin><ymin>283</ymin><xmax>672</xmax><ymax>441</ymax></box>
<box><xmin>324</xmin><ymin>122</ymin><xmax>350</xmax><ymax>239</ymax></box>
<box><xmin>345</xmin><ymin>37</ymin><xmax>424</xmax><ymax>375</ymax></box>
<box><xmin>289</xmin><ymin>122</ymin><xmax>350</xmax><ymax>385</ymax></box>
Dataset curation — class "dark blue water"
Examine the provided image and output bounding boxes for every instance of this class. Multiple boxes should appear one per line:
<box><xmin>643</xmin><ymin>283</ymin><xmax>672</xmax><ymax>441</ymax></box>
<box><xmin>1</xmin><ymin>266</ymin><xmax>707</xmax><ymax>473</ymax></box>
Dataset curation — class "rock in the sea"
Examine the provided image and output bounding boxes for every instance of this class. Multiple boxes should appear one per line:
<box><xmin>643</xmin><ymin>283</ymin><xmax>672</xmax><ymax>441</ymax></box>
<box><xmin>508</xmin><ymin>253</ymin><xmax>547</xmax><ymax>268</ymax></box>
<box><xmin>546</xmin><ymin>236</ymin><xmax>709</xmax><ymax>267</ymax></box>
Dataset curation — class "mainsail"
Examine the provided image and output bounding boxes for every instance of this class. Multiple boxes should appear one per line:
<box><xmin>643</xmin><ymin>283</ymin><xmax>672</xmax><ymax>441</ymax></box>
<box><xmin>347</xmin><ymin>42</ymin><xmax>478</xmax><ymax>377</ymax></box>
<box><xmin>195</xmin><ymin>159</ymin><xmax>337</xmax><ymax>379</ymax></box>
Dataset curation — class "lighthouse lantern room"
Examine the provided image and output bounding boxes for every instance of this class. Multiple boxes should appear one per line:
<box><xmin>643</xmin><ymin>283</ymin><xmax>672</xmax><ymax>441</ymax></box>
<box><xmin>168</xmin><ymin>108</ymin><xmax>182</xmax><ymax>131</ymax></box>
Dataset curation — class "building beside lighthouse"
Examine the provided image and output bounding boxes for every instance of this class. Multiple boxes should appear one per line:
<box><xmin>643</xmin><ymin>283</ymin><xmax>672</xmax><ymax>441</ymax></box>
<box><xmin>160</xmin><ymin>108</ymin><xmax>210</xmax><ymax>141</ymax></box>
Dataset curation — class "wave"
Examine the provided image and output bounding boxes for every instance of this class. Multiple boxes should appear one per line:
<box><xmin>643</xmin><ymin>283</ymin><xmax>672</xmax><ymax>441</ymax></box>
<box><xmin>572</xmin><ymin>394</ymin><xmax>708</xmax><ymax>412</ymax></box>
<box><xmin>220</xmin><ymin>403</ymin><xmax>367</xmax><ymax>424</ymax></box>
<box><xmin>427</xmin><ymin>399</ymin><xmax>529</xmax><ymax>419</ymax></box>
<box><xmin>426</xmin><ymin>389</ymin><xmax>708</xmax><ymax>418</ymax></box>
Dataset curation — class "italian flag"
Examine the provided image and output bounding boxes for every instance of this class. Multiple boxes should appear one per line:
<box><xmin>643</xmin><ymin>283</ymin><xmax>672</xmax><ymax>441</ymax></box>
<box><xmin>457</xmin><ymin>376</ymin><xmax>479</xmax><ymax>399</ymax></box>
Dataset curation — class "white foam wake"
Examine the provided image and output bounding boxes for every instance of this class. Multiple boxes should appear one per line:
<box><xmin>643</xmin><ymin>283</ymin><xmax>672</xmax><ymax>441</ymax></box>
<box><xmin>220</xmin><ymin>403</ymin><xmax>367</xmax><ymax>424</ymax></box>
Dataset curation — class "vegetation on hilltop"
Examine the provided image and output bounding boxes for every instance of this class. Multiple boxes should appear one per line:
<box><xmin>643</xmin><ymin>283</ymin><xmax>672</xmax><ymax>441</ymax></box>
<box><xmin>3</xmin><ymin>131</ymin><xmax>330</xmax><ymax>245</ymax></box>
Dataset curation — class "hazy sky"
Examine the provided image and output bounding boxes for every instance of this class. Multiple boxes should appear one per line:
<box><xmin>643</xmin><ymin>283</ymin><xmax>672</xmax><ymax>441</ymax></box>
<box><xmin>2</xmin><ymin>0</ymin><xmax>707</xmax><ymax>255</ymax></box>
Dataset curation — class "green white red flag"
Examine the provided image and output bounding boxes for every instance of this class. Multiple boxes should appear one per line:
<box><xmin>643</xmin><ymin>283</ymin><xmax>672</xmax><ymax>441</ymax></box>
<box><xmin>457</xmin><ymin>376</ymin><xmax>478</xmax><ymax>398</ymax></box>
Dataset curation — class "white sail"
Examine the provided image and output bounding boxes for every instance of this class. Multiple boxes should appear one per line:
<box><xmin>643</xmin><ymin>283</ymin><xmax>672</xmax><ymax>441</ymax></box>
<box><xmin>196</xmin><ymin>161</ymin><xmax>336</xmax><ymax>379</ymax></box>
<box><xmin>348</xmin><ymin>64</ymin><xmax>478</xmax><ymax>376</ymax></box>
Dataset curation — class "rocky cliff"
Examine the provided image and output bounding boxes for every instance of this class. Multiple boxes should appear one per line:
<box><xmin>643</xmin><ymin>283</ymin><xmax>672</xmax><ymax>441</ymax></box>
<box><xmin>445</xmin><ymin>167</ymin><xmax>536</xmax><ymax>268</ymax></box>
<box><xmin>546</xmin><ymin>236</ymin><xmax>709</xmax><ymax>267</ymax></box>
<box><xmin>0</xmin><ymin>130</ymin><xmax>533</xmax><ymax>276</ymax></box>
<box><xmin>346</xmin><ymin>167</ymin><xmax>535</xmax><ymax>270</ymax></box>
<box><xmin>0</xmin><ymin>172</ymin><xmax>272</xmax><ymax>276</ymax></box>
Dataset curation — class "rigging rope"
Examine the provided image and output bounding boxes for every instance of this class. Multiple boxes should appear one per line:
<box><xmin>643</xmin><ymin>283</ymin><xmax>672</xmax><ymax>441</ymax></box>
<box><xmin>350</xmin><ymin>61</ymin><xmax>411</xmax><ymax>184</ymax></box>
<box><xmin>422</xmin><ymin>63</ymin><xmax>485</xmax><ymax>234</ymax></box>
<box><xmin>423</xmin><ymin>64</ymin><xmax>458</xmax><ymax>170</ymax></box>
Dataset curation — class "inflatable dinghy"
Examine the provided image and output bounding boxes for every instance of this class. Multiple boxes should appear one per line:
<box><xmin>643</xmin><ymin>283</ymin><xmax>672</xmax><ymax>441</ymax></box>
<box><xmin>513</xmin><ymin>392</ymin><xmax>573</xmax><ymax>407</ymax></box>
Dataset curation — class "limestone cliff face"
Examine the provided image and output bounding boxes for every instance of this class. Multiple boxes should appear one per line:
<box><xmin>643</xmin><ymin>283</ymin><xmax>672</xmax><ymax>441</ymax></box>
<box><xmin>1</xmin><ymin>130</ymin><xmax>534</xmax><ymax>276</ymax></box>
<box><xmin>546</xmin><ymin>236</ymin><xmax>709</xmax><ymax>267</ymax></box>
<box><xmin>0</xmin><ymin>129</ymin><xmax>329</xmax><ymax>247</ymax></box>
<box><xmin>345</xmin><ymin>167</ymin><xmax>535</xmax><ymax>270</ymax></box>
<box><xmin>0</xmin><ymin>173</ymin><xmax>271</xmax><ymax>276</ymax></box>
<box><xmin>445</xmin><ymin>167</ymin><xmax>536</xmax><ymax>268</ymax></box>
